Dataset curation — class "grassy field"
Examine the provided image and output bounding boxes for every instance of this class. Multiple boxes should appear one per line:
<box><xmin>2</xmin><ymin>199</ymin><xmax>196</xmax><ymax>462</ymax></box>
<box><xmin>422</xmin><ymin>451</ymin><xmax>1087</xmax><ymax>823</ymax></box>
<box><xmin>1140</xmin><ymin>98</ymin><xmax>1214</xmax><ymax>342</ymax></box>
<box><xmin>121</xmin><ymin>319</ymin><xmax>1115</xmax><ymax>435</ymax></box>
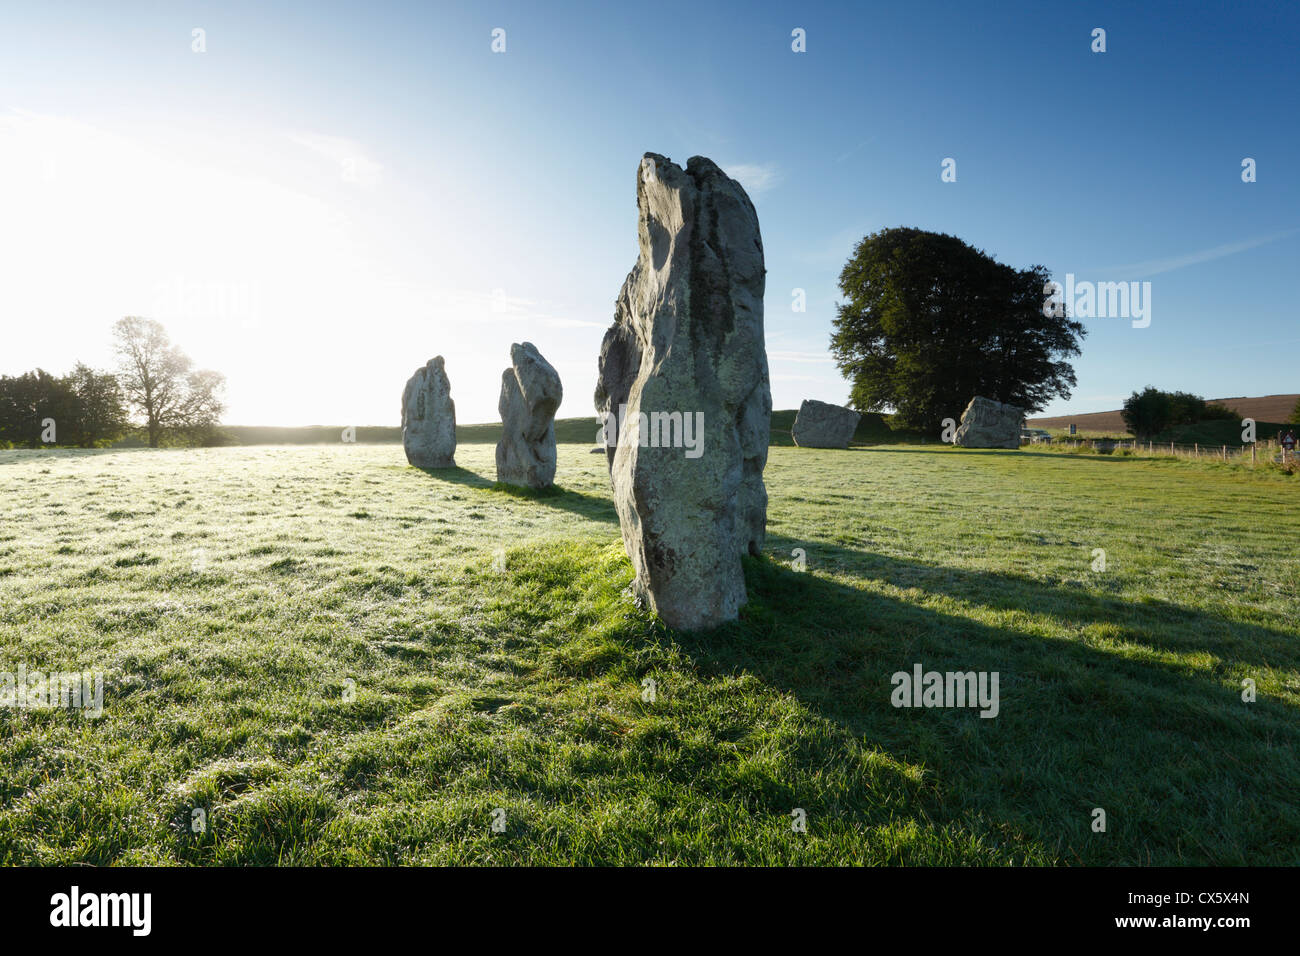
<box><xmin>0</xmin><ymin>443</ymin><xmax>1297</xmax><ymax>865</ymax></box>
<box><xmin>220</xmin><ymin>418</ymin><xmax>604</xmax><ymax>447</ymax></box>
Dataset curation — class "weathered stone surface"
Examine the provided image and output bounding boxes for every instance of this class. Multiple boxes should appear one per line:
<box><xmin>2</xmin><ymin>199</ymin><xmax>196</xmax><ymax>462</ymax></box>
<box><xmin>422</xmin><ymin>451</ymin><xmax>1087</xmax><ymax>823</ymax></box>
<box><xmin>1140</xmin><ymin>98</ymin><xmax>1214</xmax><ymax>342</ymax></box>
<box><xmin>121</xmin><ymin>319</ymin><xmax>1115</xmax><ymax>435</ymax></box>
<box><xmin>496</xmin><ymin>342</ymin><xmax>563</xmax><ymax>488</ymax></box>
<box><xmin>401</xmin><ymin>356</ymin><xmax>456</xmax><ymax>468</ymax></box>
<box><xmin>595</xmin><ymin>152</ymin><xmax>770</xmax><ymax>631</ymax></box>
<box><xmin>953</xmin><ymin>396</ymin><xmax>1024</xmax><ymax>449</ymax></box>
<box><xmin>792</xmin><ymin>399</ymin><xmax>860</xmax><ymax>448</ymax></box>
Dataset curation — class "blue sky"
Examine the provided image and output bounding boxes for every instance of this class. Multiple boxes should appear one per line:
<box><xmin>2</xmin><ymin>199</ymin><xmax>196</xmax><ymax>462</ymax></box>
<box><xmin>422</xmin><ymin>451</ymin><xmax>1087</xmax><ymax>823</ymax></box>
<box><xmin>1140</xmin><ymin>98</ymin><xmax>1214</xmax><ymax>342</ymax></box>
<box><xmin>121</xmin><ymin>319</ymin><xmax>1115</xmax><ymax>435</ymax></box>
<box><xmin>1</xmin><ymin>0</ymin><xmax>1296</xmax><ymax>425</ymax></box>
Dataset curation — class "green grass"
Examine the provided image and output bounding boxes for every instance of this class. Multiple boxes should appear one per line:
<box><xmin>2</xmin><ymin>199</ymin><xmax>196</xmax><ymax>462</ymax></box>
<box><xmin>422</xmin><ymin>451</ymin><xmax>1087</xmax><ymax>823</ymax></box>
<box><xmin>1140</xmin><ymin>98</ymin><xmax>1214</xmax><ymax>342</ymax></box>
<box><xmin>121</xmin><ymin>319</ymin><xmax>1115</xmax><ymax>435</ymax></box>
<box><xmin>455</xmin><ymin>416</ymin><xmax>600</xmax><ymax>445</ymax></box>
<box><xmin>0</xmin><ymin>443</ymin><xmax>1297</xmax><ymax>865</ymax></box>
<box><xmin>215</xmin><ymin>418</ymin><xmax>601</xmax><ymax>446</ymax></box>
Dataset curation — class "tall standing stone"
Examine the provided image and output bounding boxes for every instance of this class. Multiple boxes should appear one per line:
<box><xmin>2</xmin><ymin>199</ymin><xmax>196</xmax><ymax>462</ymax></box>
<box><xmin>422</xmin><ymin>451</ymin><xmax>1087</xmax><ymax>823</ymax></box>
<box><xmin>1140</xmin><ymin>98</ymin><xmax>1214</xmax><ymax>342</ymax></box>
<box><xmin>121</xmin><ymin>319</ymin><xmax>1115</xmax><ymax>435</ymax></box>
<box><xmin>401</xmin><ymin>356</ymin><xmax>456</xmax><ymax>468</ymax></box>
<box><xmin>496</xmin><ymin>341</ymin><xmax>563</xmax><ymax>489</ymax></box>
<box><xmin>595</xmin><ymin>153</ymin><xmax>771</xmax><ymax>631</ymax></box>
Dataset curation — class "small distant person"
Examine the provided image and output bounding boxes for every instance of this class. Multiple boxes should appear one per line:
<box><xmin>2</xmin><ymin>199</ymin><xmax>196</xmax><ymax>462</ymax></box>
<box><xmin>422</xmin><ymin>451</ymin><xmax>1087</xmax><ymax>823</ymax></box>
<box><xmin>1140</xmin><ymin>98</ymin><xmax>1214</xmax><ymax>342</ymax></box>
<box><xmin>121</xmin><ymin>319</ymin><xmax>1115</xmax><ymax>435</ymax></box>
<box><xmin>1284</xmin><ymin>430</ymin><xmax>1297</xmax><ymax>456</ymax></box>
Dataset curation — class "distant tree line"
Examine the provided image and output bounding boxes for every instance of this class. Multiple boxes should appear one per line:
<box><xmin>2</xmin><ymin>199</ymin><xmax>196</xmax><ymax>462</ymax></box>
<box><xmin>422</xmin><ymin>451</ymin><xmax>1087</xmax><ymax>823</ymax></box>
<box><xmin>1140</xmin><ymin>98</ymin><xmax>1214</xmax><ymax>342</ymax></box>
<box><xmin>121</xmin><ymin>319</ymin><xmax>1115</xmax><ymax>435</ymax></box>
<box><xmin>0</xmin><ymin>318</ymin><xmax>225</xmax><ymax>449</ymax></box>
<box><xmin>1120</xmin><ymin>387</ymin><xmax>1236</xmax><ymax>439</ymax></box>
<box><xmin>0</xmin><ymin>365</ymin><xmax>127</xmax><ymax>448</ymax></box>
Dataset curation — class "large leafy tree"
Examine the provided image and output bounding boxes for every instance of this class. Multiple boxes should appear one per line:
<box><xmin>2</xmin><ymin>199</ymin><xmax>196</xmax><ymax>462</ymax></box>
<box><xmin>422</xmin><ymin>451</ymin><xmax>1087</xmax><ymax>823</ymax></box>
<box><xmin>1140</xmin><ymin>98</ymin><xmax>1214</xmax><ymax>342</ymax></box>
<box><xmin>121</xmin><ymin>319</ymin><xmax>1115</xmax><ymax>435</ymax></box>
<box><xmin>830</xmin><ymin>228</ymin><xmax>1085</xmax><ymax>432</ymax></box>
<box><xmin>112</xmin><ymin>317</ymin><xmax>226</xmax><ymax>447</ymax></box>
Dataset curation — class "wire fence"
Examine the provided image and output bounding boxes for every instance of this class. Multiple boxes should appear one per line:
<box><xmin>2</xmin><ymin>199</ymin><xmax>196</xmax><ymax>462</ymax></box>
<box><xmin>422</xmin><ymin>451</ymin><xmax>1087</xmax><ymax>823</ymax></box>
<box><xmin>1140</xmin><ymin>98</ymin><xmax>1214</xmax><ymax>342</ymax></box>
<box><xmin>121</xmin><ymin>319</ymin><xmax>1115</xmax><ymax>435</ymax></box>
<box><xmin>1034</xmin><ymin>438</ymin><xmax>1296</xmax><ymax>464</ymax></box>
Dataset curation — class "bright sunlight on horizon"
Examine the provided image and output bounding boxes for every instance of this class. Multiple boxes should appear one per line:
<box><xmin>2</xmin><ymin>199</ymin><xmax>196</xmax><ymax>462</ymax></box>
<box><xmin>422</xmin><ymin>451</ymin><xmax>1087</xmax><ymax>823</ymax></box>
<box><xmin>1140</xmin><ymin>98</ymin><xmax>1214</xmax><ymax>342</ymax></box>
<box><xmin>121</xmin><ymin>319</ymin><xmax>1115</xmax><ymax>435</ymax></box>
<box><xmin>2</xmin><ymin>1</ymin><xmax>1297</xmax><ymax>426</ymax></box>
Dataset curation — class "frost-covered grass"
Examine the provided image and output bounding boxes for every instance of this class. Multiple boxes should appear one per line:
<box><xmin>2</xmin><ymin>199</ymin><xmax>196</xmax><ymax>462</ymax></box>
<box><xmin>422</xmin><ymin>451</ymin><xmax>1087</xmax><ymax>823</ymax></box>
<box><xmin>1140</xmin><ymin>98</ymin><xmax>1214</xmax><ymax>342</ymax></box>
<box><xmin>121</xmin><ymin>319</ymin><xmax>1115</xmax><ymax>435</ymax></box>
<box><xmin>0</xmin><ymin>443</ymin><xmax>1296</xmax><ymax>864</ymax></box>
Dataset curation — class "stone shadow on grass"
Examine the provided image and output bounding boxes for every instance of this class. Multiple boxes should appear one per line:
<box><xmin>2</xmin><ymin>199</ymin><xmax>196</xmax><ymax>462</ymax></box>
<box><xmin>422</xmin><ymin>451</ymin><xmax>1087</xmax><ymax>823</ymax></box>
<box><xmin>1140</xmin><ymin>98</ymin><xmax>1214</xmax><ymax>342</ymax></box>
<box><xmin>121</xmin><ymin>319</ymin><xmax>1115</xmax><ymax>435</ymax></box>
<box><xmin>651</xmin><ymin>551</ymin><xmax>1300</xmax><ymax>864</ymax></box>
<box><xmin>764</xmin><ymin>532</ymin><xmax>1298</xmax><ymax>672</ymax></box>
<box><xmin>413</xmin><ymin>465</ymin><xmax>618</xmax><ymax>525</ymax></box>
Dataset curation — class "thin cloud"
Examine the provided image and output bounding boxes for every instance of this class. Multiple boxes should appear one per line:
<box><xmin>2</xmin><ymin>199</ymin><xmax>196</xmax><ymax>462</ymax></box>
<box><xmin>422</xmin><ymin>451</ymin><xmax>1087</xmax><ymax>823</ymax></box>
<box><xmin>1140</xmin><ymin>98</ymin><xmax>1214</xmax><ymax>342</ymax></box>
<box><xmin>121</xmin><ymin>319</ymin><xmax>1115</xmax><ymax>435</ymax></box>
<box><xmin>542</xmin><ymin>318</ymin><xmax>607</xmax><ymax>329</ymax></box>
<box><xmin>432</xmin><ymin>290</ymin><xmax>606</xmax><ymax>330</ymax></box>
<box><xmin>288</xmin><ymin>131</ymin><xmax>383</xmax><ymax>188</ymax></box>
<box><xmin>722</xmin><ymin>162</ymin><xmax>780</xmax><ymax>195</ymax></box>
<box><xmin>793</xmin><ymin>225</ymin><xmax>874</xmax><ymax>269</ymax></box>
<box><xmin>769</xmin><ymin>350</ymin><xmax>835</xmax><ymax>364</ymax></box>
<box><xmin>433</xmin><ymin>288</ymin><xmax>536</xmax><ymax>321</ymax></box>
<box><xmin>833</xmin><ymin>137</ymin><xmax>876</xmax><ymax>164</ymax></box>
<box><xmin>1103</xmin><ymin>229</ymin><xmax>1298</xmax><ymax>279</ymax></box>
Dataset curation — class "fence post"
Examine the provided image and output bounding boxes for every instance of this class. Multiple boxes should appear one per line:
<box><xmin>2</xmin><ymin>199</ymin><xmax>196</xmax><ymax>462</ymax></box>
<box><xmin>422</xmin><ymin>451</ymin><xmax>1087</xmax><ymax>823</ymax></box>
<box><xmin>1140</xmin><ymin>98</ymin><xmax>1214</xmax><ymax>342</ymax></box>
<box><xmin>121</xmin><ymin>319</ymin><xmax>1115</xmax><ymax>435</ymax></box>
<box><xmin>1252</xmin><ymin>443</ymin><xmax>1257</xmax><ymax>464</ymax></box>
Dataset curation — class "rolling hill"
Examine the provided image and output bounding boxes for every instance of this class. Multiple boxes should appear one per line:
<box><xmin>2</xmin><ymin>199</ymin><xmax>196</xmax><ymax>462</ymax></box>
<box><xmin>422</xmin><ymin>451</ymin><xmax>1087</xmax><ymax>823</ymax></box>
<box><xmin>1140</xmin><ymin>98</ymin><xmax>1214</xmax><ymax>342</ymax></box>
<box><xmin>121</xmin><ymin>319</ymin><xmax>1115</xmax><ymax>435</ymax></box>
<box><xmin>1028</xmin><ymin>394</ymin><xmax>1298</xmax><ymax>434</ymax></box>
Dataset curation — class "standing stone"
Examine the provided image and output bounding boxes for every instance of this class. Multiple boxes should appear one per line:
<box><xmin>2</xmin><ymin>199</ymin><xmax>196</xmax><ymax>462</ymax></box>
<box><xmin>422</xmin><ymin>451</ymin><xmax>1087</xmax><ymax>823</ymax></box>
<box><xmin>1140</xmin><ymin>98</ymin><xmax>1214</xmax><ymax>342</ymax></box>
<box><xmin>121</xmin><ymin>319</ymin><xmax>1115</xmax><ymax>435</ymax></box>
<box><xmin>792</xmin><ymin>399</ymin><xmax>861</xmax><ymax>448</ymax></box>
<box><xmin>953</xmin><ymin>396</ymin><xmax>1024</xmax><ymax>449</ymax></box>
<box><xmin>496</xmin><ymin>342</ymin><xmax>563</xmax><ymax>488</ymax></box>
<box><xmin>595</xmin><ymin>153</ymin><xmax>771</xmax><ymax>631</ymax></box>
<box><xmin>401</xmin><ymin>356</ymin><xmax>456</xmax><ymax>468</ymax></box>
